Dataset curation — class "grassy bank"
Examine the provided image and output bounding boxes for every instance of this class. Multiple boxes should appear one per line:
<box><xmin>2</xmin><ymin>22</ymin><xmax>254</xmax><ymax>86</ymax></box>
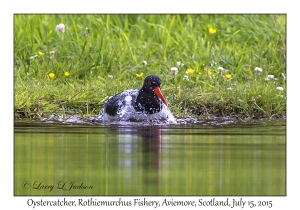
<box><xmin>14</xmin><ymin>14</ymin><xmax>286</xmax><ymax>120</ymax></box>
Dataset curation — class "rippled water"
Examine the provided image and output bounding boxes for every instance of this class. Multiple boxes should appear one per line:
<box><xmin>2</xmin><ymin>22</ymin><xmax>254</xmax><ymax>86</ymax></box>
<box><xmin>14</xmin><ymin>118</ymin><xmax>286</xmax><ymax>196</ymax></box>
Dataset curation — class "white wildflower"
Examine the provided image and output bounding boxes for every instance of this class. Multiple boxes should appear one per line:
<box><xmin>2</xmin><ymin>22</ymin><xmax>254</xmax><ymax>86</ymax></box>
<box><xmin>218</xmin><ymin>66</ymin><xmax>224</xmax><ymax>71</ymax></box>
<box><xmin>218</xmin><ymin>66</ymin><xmax>229</xmax><ymax>75</ymax></box>
<box><xmin>29</xmin><ymin>55</ymin><xmax>38</xmax><ymax>59</ymax></box>
<box><xmin>227</xmin><ymin>87</ymin><xmax>233</xmax><ymax>90</ymax></box>
<box><xmin>49</xmin><ymin>51</ymin><xmax>55</xmax><ymax>56</ymax></box>
<box><xmin>177</xmin><ymin>61</ymin><xmax>184</xmax><ymax>67</ymax></box>
<box><xmin>265</xmin><ymin>75</ymin><xmax>275</xmax><ymax>81</ymax></box>
<box><xmin>141</xmin><ymin>60</ymin><xmax>147</xmax><ymax>65</ymax></box>
<box><xmin>254</xmin><ymin>67</ymin><xmax>263</xmax><ymax>74</ymax></box>
<box><xmin>55</xmin><ymin>23</ymin><xmax>65</xmax><ymax>34</ymax></box>
<box><xmin>183</xmin><ymin>75</ymin><xmax>189</xmax><ymax>81</ymax></box>
<box><xmin>281</xmin><ymin>73</ymin><xmax>286</xmax><ymax>80</ymax></box>
<box><xmin>170</xmin><ymin>67</ymin><xmax>178</xmax><ymax>75</ymax></box>
<box><xmin>108</xmin><ymin>75</ymin><xmax>113</xmax><ymax>79</ymax></box>
<box><xmin>276</xmin><ymin>87</ymin><xmax>284</xmax><ymax>91</ymax></box>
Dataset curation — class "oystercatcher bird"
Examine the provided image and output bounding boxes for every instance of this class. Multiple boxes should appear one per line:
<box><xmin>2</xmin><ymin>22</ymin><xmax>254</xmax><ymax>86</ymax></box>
<box><xmin>101</xmin><ymin>75</ymin><xmax>173</xmax><ymax>122</ymax></box>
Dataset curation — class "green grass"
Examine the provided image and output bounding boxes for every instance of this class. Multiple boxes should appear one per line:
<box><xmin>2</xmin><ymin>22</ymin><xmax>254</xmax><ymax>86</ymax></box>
<box><xmin>14</xmin><ymin>14</ymin><xmax>286</xmax><ymax>120</ymax></box>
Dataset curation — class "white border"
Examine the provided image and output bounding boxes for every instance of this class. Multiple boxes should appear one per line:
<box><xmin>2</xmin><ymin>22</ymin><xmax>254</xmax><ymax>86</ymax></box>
<box><xmin>3</xmin><ymin>0</ymin><xmax>298</xmax><ymax>209</ymax></box>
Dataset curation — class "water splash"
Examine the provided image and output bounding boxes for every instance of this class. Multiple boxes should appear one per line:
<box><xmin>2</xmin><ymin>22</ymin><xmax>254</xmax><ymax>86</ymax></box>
<box><xmin>40</xmin><ymin>114</ymin><xmax>84</xmax><ymax>124</ymax></box>
<box><xmin>19</xmin><ymin>114</ymin><xmax>282</xmax><ymax>127</ymax></box>
<box><xmin>98</xmin><ymin>89</ymin><xmax>177</xmax><ymax>124</ymax></box>
<box><xmin>97</xmin><ymin>104</ymin><xmax>177</xmax><ymax>124</ymax></box>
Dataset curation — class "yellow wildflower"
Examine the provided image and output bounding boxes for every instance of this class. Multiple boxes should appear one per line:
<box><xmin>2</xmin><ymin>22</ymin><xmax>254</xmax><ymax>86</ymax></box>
<box><xmin>38</xmin><ymin>51</ymin><xmax>44</xmax><ymax>56</ymax></box>
<box><xmin>203</xmin><ymin>67</ymin><xmax>212</xmax><ymax>75</ymax></box>
<box><xmin>48</xmin><ymin>73</ymin><xmax>55</xmax><ymax>79</ymax></box>
<box><xmin>136</xmin><ymin>73</ymin><xmax>143</xmax><ymax>78</ymax></box>
<box><xmin>187</xmin><ymin>68</ymin><xmax>195</xmax><ymax>74</ymax></box>
<box><xmin>225</xmin><ymin>74</ymin><xmax>232</xmax><ymax>79</ymax></box>
<box><xmin>64</xmin><ymin>72</ymin><xmax>70</xmax><ymax>77</ymax></box>
<box><xmin>208</xmin><ymin>27</ymin><xmax>217</xmax><ymax>34</ymax></box>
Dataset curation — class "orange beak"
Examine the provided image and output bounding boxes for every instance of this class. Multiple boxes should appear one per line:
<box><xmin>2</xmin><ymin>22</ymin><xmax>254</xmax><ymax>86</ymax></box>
<box><xmin>154</xmin><ymin>87</ymin><xmax>168</xmax><ymax>106</ymax></box>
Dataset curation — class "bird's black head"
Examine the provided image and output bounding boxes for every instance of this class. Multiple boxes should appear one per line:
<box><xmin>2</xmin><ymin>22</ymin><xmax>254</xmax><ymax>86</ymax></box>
<box><xmin>141</xmin><ymin>75</ymin><xmax>162</xmax><ymax>93</ymax></box>
<box><xmin>139</xmin><ymin>75</ymin><xmax>168</xmax><ymax>107</ymax></box>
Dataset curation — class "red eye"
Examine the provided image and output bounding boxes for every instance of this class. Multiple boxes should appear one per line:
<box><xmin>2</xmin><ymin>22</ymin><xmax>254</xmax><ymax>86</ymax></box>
<box><xmin>148</xmin><ymin>80</ymin><xmax>151</xmax><ymax>85</ymax></box>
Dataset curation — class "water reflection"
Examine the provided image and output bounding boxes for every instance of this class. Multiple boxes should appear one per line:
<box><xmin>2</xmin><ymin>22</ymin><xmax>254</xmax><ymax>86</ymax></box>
<box><xmin>14</xmin><ymin>120</ymin><xmax>286</xmax><ymax>196</ymax></box>
<box><xmin>140</xmin><ymin>127</ymin><xmax>161</xmax><ymax>195</ymax></box>
<box><xmin>108</xmin><ymin>126</ymin><xmax>162</xmax><ymax>195</ymax></box>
